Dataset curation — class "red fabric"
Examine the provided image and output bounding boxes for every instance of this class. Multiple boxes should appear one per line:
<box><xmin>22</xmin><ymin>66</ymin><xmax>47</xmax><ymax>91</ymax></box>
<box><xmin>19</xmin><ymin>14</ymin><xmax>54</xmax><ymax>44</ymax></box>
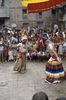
<box><xmin>4</xmin><ymin>47</ymin><xmax>8</xmax><ymax>56</ymax></box>
<box><xmin>12</xmin><ymin>47</ymin><xmax>16</xmax><ymax>50</ymax></box>
<box><xmin>18</xmin><ymin>52</ymin><xmax>26</xmax><ymax>59</ymax></box>
<box><xmin>52</xmin><ymin>54</ymin><xmax>60</xmax><ymax>59</ymax></box>
<box><xmin>3</xmin><ymin>41</ymin><xmax>8</xmax><ymax>56</ymax></box>
<box><xmin>46</xmin><ymin>64</ymin><xmax>63</xmax><ymax>70</ymax></box>
<box><xmin>38</xmin><ymin>37</ymin><xmax>44</xmax><ymax>49</ymax></box>
<box><xmin>27</xmin><ymin>0</ymin><xmax>66</xmax><ymax>13</ymax></box>
<box><xmin>21</xmin><ymin>28</ymin><xmax>28</xmax><ymax>37</ymax></box>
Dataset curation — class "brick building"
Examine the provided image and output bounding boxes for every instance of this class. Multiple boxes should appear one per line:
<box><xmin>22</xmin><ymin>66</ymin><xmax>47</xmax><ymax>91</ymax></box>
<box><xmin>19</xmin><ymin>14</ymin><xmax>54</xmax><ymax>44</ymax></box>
<box><xmin>51</xmin><ymin>4</ymin><xmax>66</xmax><ymax>30</ymax></box>
<box><xmin>0</xmin><ymin>0</ymin><xmax>66</xmax><ymax>29</ymax></box>
<box><xmin>0</xmin><ymin>0</ymin><xmax>52</xmax><ymax>29</ymax></box>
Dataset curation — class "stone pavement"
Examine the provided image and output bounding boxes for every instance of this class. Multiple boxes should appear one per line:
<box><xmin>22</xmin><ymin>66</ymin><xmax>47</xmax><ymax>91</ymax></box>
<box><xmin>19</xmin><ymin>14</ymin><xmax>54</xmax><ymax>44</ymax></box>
<box><xmin>0</xmin><ymin>59</ymin><xmax>66</xmax><ymax>100</ymax></box>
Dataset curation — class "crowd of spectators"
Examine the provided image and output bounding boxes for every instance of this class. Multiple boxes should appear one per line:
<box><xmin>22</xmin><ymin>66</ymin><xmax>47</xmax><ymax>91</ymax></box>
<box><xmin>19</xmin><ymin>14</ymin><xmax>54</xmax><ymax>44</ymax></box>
<box><xmin>32</xmin><ymin>91</ymin><xmax>66</xmax><ymax>100</ymax></box>
<box><xmin>0</xmin><ymin>25</ymin><xmax>66</xmax><ymax>63</ymax></box>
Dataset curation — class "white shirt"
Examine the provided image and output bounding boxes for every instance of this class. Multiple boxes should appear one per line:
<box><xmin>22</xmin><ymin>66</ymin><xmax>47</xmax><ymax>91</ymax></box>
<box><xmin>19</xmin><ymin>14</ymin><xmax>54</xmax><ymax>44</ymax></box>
<box><xmin>17</xmin><ymin>43</ymin><xmax>26</xmax><ymax>52</ymax></box>
<box><xmin>62</xmin><ymin>31</ymin><xmax>65</xmax><ymax>38</ymax></box>
<box><xmin>63</xmin><ymin>42</ymin><xmax>66</xmax><ymax>46</ymax></box>
<box><xmin>0</xmin><ymin>41</ymin><xmax>4</xmax><ymax>51</ymax></box>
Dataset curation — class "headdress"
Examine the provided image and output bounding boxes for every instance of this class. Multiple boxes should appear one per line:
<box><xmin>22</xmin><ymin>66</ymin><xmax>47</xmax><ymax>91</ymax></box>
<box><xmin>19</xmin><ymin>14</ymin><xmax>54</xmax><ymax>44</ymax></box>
<box><xmin>21</xmin><ymin>28</ymin><xmax>28</xmax><ymax>37</ymax></box>
<box><xmin>21</xmin><ymin>35</ymin><xmax>27</xmax><ymax>41</ymax></box>
<box><xmin>46</xmin><ymin>39</ymin><xmax>54</xmax><ymax>50</ymax></box>
<box><xmin>45</xmin><ymin>39</ymin><xmax>51</xmax><ymax>44</ymax></box>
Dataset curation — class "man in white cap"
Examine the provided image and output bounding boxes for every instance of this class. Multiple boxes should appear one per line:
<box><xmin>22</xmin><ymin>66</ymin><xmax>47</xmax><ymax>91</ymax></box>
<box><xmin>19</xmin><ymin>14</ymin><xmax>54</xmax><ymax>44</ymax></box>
<box><xmin>13</xmin><ymin>35</ymin><xmax>27</xmax><ymax>73</ymax></box>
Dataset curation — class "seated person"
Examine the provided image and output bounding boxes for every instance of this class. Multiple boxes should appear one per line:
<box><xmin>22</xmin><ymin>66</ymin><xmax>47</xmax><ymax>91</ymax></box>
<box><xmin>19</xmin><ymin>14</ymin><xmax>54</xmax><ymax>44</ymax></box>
<box><xmin>63</xmin><ymin>42</ymin><xmax>66</xmax><ymax>58</ymax></box>
<box><xmin>30</xmin><ymin>41</ymin><xmax>38</xmax><ymax>61</ymax></box>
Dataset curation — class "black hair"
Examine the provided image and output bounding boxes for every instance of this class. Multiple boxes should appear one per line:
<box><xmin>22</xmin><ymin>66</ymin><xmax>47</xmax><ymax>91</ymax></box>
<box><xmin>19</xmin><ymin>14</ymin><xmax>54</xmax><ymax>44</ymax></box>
<box><xmin>32</xmin><ymin>91</ymin><xmax>49</xmax><ymax>100</ymax></box>
<box><xmin>56</xmin><ymin>97</ymin><xmax>66</xmax><ymax>100</ymax></box>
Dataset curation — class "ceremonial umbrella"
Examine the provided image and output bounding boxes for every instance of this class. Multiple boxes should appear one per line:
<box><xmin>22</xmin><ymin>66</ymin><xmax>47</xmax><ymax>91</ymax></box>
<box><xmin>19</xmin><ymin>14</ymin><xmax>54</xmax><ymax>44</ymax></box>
<box><xmin>21</xmin><ymin>0</ymin><xmax>66</xmax><ymax>13</ymax></box>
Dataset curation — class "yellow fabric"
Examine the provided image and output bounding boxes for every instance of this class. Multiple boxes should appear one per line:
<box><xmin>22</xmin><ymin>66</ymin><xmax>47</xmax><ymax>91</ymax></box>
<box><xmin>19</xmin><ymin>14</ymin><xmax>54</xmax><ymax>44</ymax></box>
<box><xmin>21</xmin><ymin>35</ymin><xmax>27</xmax><ymax>40</ymax></box>
<box><xmin>48</xmin><ymin>61</ymin><xmax>60</xmax><ymax>65</ymax></box>
<box><xmin>21</xmin><ymin>0</ymin><xmax>49</xmax><ymax>7</ymax></box>
<box><xmin>46</xmin><ymin>73</ymin><xmax>65</xmax><ymax>78</ymax></box>
<box><xmin>33</xmin><ymin>44</ymin><xmax>37</xmax><ymax>50</ymax></box>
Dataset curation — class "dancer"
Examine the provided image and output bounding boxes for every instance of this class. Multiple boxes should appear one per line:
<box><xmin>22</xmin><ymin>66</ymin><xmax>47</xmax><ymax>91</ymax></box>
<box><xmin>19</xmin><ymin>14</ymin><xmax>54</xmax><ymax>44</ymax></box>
<box><xmin>45</xmin><ymin>39</ymin><xmax>66</xmax><ymax>84</ymax></box>
<box><xmin>13</xmin><ymin>35</ymin><xmax>27</xmax><ymax>73</ymax></box>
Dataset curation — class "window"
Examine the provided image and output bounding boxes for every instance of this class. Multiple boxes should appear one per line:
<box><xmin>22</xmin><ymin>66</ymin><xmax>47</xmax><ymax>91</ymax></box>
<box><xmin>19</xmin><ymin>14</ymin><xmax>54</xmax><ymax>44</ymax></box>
<box><xmin>37</xmin><ymin>22</ymin><xmax>43</xmax><ymax>29</ymax></box>
<box><xmin>23</xmin><ymin>23</ymin><xmax>28</xmax><ymax>29</ymax></box>
<box><xmin>22</xmin><ymin>9</ymin><xmax>27</xmax><ymax>15</ymax></box>
<box><xmin>22</xmin><ymin>9</ymin><xmax>28</xmax><ymax>19</ymax></box>
<box><xmin>1</xmin><ymin>0</ymin><xmax>5</xmax><ymax>6</ymax></box>
<box><xmin>52</xmin><ymin>9</ymin><xmax>56</xmax><ymax>14</ymax></box>
<box><xmin>38</xmin><ymin>12</ymin><xmax>42</xmax><ymax>18</ymax></box>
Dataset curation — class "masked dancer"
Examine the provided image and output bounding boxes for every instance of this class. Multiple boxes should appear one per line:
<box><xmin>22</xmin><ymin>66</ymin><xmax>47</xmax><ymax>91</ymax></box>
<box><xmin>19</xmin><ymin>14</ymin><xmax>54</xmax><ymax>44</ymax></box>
<box><xmin>45</xmin><ymin>39</ymin><xmax>66</xmax><ymax>84</ymax></box>
<box><xmin>13</xmin><ymin>35</ymin><xmax>27</xmax><ymax>73</ymax></box>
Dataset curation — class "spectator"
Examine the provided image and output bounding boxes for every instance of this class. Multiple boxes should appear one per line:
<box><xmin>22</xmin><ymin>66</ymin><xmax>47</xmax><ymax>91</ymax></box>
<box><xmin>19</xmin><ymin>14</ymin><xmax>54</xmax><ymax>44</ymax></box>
<box><xmin>30</xmin><ymin>41</ymin><xmax>37</xmax><ymax>61</ymax></box>
<box><xmin>8</xmin><ymin>47</ymin><xmax>14</xmax><ymax>61</ymax></box>
<box><xmin>3</xmin><ymin>37</ymin><xmax>9</xmax><ymax>62</ymax></box>
<box><xmin>0</xmin><ymin>36</ymin><xmax>4</xmax><ymax>62</ymax></box>
<box><xmin>58</xmin><ymin>39</ymin><xmax>63</xmax><ymax>58</ymax></box>
<box><xmin>11</xmin><ymin>40</ymin><xmax>17</xmax><ymax>61</ymax></box>
<box><xmin>32</xmin><ymin>91</ymin><xmax>49</xmax><ymax>100</ymax></box>
<box><xmin>37</xmin><ymin>34</ymin><xmax>44</xmax><ymax>51</ymax></box>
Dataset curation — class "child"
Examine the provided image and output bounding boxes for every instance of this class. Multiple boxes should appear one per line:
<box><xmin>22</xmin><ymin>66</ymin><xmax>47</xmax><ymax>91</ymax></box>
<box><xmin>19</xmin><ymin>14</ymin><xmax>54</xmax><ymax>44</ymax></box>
<box><xmin>11</xmin><ymin>41</ymin><xmax>17</xmax><ymax>61</ymax></box>
<box><xmin>8</xmin><ymin>47</ymin><xmax>14</xmax><ymax>61</ymax></box>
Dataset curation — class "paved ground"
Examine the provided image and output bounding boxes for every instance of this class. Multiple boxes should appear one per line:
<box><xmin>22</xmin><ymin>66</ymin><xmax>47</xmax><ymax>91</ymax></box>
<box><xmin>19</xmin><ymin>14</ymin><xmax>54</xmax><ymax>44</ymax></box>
<box><xmin>0</xmin><ymin>59</ymin><xmax>66</xmax><ymax>100</ymax></box>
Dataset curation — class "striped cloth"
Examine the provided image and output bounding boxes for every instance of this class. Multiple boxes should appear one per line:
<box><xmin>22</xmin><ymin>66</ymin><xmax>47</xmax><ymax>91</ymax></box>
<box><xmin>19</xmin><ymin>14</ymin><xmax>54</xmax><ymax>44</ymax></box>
<box><xmin>45</xmin><ymin>55</ymin><xmax>65</xmax><ymax>83</ymax></box>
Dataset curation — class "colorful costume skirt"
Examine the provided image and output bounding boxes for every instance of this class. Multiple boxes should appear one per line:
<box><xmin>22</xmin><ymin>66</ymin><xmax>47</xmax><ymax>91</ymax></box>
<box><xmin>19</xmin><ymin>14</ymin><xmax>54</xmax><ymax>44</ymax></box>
<box><xmin>45</xmin><ymin>55</ymin><xmax>65</xmax><ymax>83</ymax></box>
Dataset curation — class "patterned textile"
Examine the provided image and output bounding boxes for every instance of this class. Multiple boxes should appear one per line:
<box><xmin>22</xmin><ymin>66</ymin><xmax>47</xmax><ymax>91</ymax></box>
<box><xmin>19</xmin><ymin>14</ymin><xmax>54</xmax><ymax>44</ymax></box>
<box><xmin>13</xmin><ymin>52</ymin><xmax>26</xmax><ymax>72</ymax></box>
<box><xmin>45</xmin><ymin>55</ymin><xmax>65</xmax><ymax>83</ymax></box>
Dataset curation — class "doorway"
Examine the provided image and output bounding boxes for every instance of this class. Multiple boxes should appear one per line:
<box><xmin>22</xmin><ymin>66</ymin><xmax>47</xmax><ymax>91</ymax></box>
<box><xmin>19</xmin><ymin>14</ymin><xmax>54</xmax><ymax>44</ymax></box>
<box><xmin>0</xmin><ymin>19</ymin><xmax>5</xmax><ymax>29</ymax></box>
